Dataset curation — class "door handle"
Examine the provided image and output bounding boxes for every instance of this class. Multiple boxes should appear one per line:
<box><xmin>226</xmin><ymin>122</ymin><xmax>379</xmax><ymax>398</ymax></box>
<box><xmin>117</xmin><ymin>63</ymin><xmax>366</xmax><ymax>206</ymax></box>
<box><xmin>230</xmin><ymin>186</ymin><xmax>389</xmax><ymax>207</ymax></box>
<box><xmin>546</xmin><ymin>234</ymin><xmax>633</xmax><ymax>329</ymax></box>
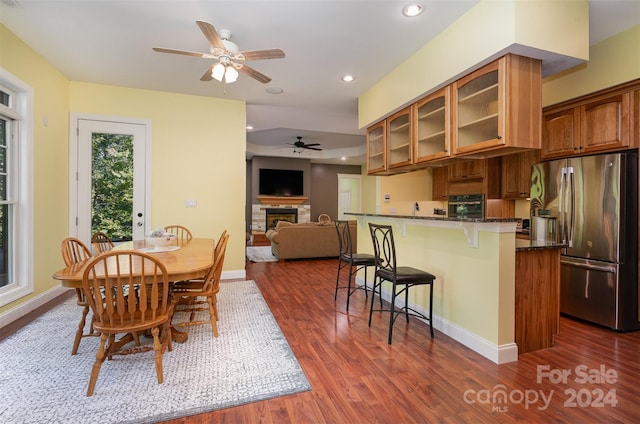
<box><xmin>560</xmin><ymin>259</ymin><xmax>616</xmax><ymax>273</ymax></box>
<box><xmin>137</xmin><ymin>222</ymin><xmax>143</xmax><ymax>227</ymax></box>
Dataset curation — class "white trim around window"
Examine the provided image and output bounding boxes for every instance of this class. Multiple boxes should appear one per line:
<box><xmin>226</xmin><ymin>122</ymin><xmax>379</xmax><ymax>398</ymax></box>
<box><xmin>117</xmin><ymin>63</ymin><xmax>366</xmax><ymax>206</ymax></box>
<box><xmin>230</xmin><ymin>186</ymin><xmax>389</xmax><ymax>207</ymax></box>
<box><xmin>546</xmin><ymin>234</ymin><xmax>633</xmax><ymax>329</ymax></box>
<box><xmin>0</xmin><ymin>67</ymin><xmax>34</xmax><ymax>307</ymax></box>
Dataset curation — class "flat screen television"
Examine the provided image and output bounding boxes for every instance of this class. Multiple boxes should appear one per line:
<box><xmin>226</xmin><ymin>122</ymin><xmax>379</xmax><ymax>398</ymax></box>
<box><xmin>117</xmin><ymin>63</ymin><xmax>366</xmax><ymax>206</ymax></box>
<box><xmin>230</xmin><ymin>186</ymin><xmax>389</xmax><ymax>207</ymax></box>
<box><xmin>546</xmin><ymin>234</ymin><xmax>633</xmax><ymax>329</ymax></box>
<box><xmin>259</xmin><ymin>168</ymin><xmax>304</xmax><ymax>196</ymax></box>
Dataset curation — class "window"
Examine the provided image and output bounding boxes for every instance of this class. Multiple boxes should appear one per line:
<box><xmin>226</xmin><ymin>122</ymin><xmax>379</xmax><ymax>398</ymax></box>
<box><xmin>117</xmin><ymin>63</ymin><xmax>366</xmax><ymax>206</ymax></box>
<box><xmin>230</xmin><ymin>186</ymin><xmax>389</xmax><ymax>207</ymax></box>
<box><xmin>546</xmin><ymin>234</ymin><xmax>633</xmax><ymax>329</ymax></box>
<box><xmin>0</xmin><ymin>68</ymin><xmax>34</xmax><ymax>306</ymax></box>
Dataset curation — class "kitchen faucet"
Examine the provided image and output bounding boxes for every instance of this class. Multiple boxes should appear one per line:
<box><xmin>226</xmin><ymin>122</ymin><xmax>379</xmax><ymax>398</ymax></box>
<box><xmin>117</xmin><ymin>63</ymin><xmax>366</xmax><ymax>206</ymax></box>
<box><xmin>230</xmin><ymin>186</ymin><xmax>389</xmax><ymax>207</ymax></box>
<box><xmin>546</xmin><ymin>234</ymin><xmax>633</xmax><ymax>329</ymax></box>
<box><xmin>413</xmin><ymin>202</ymin><xmax>420</xmax><ymax>217</ymax></box>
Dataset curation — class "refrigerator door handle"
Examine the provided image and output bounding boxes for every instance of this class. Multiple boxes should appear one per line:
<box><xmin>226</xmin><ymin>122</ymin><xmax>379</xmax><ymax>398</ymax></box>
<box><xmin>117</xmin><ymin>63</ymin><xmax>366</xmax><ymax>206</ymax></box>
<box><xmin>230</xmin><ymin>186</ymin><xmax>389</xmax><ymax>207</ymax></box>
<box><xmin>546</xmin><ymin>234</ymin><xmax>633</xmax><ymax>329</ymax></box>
<box><xmin>560</xmin><ymin>258</ymin><xmax>617</xmax><ymax>273</ymax></box>
<box><xmin>567</xmin><ymin>166</ymin><xmax>575</xmax><ymax>248</ymax></box>
<box><xmin>559</xmin><ymin>167</ymin><xmax>566</xmax><ymax>243</ymax></box>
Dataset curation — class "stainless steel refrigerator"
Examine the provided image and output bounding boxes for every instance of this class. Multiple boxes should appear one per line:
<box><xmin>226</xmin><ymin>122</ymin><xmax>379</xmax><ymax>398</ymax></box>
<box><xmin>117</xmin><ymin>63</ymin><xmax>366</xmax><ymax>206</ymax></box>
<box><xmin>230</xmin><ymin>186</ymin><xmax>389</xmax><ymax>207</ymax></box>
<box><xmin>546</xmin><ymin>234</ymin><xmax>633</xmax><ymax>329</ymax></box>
<box><xmin>530</xmin><ymin>152</ymin><xmax>638</xmax><ymax>331</ymax></box>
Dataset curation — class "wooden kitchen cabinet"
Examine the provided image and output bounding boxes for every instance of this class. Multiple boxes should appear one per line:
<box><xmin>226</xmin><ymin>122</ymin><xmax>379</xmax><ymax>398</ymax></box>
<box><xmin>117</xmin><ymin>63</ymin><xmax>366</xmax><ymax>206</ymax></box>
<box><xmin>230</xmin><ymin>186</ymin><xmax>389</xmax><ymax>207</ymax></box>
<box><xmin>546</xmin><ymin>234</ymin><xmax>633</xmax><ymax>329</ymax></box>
<box><xmin>431</xmin><ymin>166</ymin><xmax>448</xmax><ymax>201</ymax></box>
<box><xmin>366</xmin><ymin>121</ymin><xmax>386</xmax><ymax>175</ymax></box>
<box><xmin>581</xmin><ymin>92</ymin><xmax>631</xmax><ymax>153</ymax></box>
<box><xmin>365</xmin><ymin>53</ymin><xmax>542</xmax><ymax>175</ymax></box>
<box><xmin>448</xmin><ymin>159</ymin><xmax>486</xmax><ymax>181</ymax></box>
<box><xmin>541</xmin><ymin>108</ymin><xmax>579</xmax><ymax>159</ymax></box>
<box><xmin>447</xmin><ymin>158</ymin><xmax>502</xmax><ymax>199</ymax></box>
<box><xmin>414</xmin><ymin>87</ymin><xmax>451</xmax><ymax>164</ymax></box>
<box><xmin>387</xmin><ymin>106</ymin><xmax>413</xmax><ymax>169</ymax></box>
<box><xmin>501</xmin><ymin>150</ymin><xmax>540</xmax><ymax>199</ymax></box>
<box><xmin>452</xmin><ymin>54</ymin><xmax>542</xmax><ymax>156</ymax></box>
<box><xmin>515</xmin><ymin>246</ymin><xmax>561</xmax><ymax>354</ymax></box>
<box><xmin>542</xmin><ymin>80</ymin><xmax>637</xmax><ymax>160</ymax></box>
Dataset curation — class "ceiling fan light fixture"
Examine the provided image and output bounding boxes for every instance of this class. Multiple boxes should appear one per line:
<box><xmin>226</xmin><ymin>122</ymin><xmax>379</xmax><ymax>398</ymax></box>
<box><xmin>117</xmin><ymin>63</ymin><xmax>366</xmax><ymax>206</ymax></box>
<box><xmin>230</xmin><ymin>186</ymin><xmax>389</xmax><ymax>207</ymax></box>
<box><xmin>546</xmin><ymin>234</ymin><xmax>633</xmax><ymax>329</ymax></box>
<box><xmin>211</xmin><ymin>63</ymin><xmax>226</xmax><ymax>81</ymax></box>
<box><xmin>225</xmin><ymin>66</ymin><xmax>239</xmax><ymax>83</ymax></box>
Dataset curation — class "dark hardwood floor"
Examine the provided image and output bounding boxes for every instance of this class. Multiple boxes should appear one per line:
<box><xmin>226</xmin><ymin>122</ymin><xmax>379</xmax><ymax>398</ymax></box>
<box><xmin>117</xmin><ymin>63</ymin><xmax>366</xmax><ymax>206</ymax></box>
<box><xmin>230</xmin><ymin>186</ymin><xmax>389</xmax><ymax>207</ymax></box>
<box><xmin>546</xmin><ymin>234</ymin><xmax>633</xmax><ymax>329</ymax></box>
<box><xmin>4</xmin><ymin>254</ymin><xmax>639</xmax><ymax>423</ymax></box>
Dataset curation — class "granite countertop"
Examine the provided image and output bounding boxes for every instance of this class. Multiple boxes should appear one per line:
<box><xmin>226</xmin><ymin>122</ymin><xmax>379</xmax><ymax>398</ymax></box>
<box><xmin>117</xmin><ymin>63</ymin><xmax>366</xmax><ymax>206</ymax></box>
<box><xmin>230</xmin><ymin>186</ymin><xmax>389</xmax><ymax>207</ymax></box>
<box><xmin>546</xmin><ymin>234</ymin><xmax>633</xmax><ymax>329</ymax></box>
<box><xmin>346</xmin><ymin>212</ymin><xmax>564</xmax><ymax>251</ymax></box>
<box><xmin>345</xmin><ymin>212</ymin><xmax>519</xmax><ymax>223</ymax></box>
<box><xmin>515</xmin><ymin>239</ymin><xmax>566</xmax><ymax>251</ymax></box>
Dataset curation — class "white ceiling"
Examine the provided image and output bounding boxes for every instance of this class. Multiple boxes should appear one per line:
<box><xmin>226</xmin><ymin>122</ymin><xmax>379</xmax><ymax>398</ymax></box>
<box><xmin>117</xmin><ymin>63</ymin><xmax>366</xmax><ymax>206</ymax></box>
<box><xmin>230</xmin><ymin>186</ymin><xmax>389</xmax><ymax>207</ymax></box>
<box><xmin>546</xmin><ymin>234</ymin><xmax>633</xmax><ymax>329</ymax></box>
<box><xmin>1</xmin><ymin>0</ymin><xmax>638</xmax><ymax>165</ymax></box>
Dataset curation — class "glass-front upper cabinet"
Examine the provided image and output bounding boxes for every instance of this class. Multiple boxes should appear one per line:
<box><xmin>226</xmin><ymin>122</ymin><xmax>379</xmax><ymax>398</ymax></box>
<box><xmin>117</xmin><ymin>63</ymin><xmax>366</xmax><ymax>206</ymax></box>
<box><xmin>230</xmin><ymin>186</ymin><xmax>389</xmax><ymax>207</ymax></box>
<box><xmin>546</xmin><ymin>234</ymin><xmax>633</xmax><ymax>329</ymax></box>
<box><xmin>414</xmin><ymin>87</ymin><xmax>450</xmax><ymax>164</ymax></box>
<box><xmin>366</xmin><ymin>121</ymin><xmax>386</xmax><ymax>175</ymax></box>
<box><xmin>452</xmin><ymin>54</ymin><xmax>541</xmax><ymax>155</ymax></box>
<box><xmin>453</xmin><ymin>59</ymin><xmax>502</xmax><ymax>153</ymax></box>
<box><xmin>387</xmin><ymin>106</ymin><xmax>412</xmax><ymax>169</ymax></box>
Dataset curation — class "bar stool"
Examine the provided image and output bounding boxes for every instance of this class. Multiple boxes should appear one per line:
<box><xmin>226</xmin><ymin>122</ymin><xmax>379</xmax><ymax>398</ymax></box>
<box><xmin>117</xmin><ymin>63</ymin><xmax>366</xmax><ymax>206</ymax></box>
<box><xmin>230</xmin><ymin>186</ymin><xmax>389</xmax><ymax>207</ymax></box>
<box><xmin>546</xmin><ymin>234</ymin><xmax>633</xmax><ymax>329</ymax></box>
<box><xmin>368</xmin><ymin>223</ymin><xmax>436</xmax><ymax>344</ymax></box>
<box><xmin>334</xmin><ymin>220</ymin><xmax>381</xmax><ymax>311</ymax></box>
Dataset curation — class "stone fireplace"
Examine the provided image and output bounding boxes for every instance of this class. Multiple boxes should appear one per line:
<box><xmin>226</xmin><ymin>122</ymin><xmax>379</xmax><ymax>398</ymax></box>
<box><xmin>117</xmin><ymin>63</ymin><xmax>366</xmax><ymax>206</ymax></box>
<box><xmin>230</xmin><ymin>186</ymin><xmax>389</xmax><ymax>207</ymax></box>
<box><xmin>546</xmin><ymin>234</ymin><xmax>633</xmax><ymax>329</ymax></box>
<box><xmin>265</xmin><ymin>208</ymin><xmax>298</xmax><ymax>230</ymax></box>
<box><xmin>251</xmin><ymin>203</ymin><xmax>310</xmax><ymax>233</ymax></box>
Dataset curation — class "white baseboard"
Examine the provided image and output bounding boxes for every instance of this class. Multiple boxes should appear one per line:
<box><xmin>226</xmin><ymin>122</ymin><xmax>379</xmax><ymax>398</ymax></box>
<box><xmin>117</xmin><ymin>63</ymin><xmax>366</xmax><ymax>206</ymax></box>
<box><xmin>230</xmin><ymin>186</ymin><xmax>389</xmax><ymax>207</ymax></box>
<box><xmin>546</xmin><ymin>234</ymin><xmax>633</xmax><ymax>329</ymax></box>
<box><xmin>356</xmin><ymin>276</ymin><xmax>518</xmax><ymax>364</ymax></box>
<box><xmin>222</xmin><ymin>269</ymin><xmax>246</xmax><ymax>281</ymax></box>
<box><xmin>0</xmin><ymin>285</ymin><xmax>69</xmax><ymax>329</ymax></box>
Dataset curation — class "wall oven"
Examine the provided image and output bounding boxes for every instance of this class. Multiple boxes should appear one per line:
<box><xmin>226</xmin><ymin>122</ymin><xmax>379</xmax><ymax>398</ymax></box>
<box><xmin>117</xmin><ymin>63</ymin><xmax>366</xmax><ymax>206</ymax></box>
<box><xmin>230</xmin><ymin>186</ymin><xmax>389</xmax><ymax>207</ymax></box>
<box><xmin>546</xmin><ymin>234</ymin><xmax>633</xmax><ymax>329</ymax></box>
<box><xmin>448</xmin><ymin>194</ymin><xmax>485</xmax><ymax>219</ymax></box>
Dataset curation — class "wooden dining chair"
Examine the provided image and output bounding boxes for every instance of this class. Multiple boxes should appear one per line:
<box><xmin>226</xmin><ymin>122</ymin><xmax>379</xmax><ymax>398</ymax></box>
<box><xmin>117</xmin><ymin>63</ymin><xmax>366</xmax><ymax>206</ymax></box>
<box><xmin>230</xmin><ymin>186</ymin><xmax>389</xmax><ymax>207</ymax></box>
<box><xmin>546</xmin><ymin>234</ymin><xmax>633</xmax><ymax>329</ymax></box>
<box><xmin>171</xmin><ymin>230</ymin><xmax>229</xmax><ymax>337</ymax></box>
<box><xmin>61</xmin><ymin>237</ymin><xmax>100</xmax><ymax>355</ymax></box>
<box><xmin>81</xmin><ymin>250</ymin><xmax>174</xmax><ymax>396</ymax></box>
<box><xmin>164</xmin><ymin>224</ymin><xmax>193</xmax><ymax>241</ymax></box>
<box><xmin>91</xmin><ymin>231</ymin><xmax>114</xmax><ymax>254</ymax></box>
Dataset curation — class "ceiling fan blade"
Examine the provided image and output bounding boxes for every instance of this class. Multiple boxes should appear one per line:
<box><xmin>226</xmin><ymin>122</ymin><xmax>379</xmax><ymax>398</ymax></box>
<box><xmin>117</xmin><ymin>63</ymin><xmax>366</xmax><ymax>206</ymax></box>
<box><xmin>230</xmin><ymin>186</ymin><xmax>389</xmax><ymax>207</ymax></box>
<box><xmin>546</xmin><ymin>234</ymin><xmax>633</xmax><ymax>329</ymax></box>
<box><xmin>304</xmin><ymin>147</ymin><xmax>323</xmax><ymax>151</ymax></box>
<box><xmin>196</xmin><ymin>20</ymin><xmax>225</xmax><ymax>50</ymax></box>
<box><xmin>237</xmin><ymin>64</ymin><xmax>272</xmax><ymax>84</ymax></box>
<box><xmin>152</xmin><ymin>47</ymin><xmax>214</xmax><ymax>59</ymax></box>
<box><xmin>303</xmin><ymin>143</ymin><xmax>321</xmax><ymax>147</ymax></box>
<box><xmin>200</xmin><ymin>64</ymin><xmax>214</xmax><ymax>81</ymax></box>
<box><xmin>240</xmin><ymin>49</ymin><xmax>286</xmax><ymax>61</ymax></box>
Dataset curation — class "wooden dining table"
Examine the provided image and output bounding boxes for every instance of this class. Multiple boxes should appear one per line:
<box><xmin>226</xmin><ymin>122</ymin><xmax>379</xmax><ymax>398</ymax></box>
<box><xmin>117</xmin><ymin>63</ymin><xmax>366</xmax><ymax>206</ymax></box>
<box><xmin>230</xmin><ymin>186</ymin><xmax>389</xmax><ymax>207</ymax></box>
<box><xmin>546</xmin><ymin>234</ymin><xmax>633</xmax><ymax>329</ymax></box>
<box><xmin>52</xmin><ymin>237</ymin><xmax>216</xmax><ymax>343</ymax></box>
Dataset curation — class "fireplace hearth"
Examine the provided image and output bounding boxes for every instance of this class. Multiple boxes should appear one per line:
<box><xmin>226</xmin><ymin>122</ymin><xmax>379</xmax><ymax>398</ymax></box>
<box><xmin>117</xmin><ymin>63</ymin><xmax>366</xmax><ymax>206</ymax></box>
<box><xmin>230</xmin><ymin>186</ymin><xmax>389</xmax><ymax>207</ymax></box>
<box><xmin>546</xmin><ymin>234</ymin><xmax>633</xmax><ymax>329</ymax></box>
<box><xmin>266</xmin><ymin>208</ymin><xmax>298</xmax><ymax>230</ymax></box>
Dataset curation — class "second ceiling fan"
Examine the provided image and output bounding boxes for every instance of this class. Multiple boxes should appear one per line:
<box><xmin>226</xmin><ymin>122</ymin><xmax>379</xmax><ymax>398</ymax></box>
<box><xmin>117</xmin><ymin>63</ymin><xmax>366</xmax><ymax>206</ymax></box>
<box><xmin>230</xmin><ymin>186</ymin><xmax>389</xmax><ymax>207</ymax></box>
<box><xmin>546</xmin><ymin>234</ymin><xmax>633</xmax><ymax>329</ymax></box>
<box><xmin>153</xmin><ymin>20</ymin><xmax>285</xmax><ymax>84</ymax></box>
<box><xmin>288</xmin><ymin>136</ymin><xmax>322</xmax><ymax>152</ymax></box>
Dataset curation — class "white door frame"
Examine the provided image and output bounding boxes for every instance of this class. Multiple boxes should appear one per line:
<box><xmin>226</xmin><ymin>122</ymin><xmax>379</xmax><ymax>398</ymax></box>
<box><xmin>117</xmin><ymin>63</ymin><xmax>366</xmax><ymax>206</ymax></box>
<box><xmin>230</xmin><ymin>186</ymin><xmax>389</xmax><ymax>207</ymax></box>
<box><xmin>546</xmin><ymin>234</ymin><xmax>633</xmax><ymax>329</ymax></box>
<box><xmin>68</xmin><ymin>113</ymin><xmax>152</xmax><ymax>245</ymax></box>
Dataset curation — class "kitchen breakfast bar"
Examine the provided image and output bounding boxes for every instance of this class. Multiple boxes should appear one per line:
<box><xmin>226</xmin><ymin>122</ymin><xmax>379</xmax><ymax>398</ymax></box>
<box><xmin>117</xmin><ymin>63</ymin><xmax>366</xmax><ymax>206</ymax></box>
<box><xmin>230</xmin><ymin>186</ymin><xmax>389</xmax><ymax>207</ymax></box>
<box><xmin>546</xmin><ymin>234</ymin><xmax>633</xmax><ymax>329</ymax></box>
<box><xmin>346</xmin><ymin>213</ymin><xmax>563</xmax><ymax>363</ymax></box>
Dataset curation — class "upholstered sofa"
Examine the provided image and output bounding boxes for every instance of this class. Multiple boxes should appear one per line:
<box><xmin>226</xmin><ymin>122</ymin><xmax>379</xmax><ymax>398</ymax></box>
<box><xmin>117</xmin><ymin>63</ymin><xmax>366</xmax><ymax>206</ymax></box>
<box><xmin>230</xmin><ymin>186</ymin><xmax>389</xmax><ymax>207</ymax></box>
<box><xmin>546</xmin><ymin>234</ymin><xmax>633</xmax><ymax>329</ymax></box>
<box><xmin>265</xmin><ymin>219</ymin><xmax>357</xmax><ymax>261</ymax></box>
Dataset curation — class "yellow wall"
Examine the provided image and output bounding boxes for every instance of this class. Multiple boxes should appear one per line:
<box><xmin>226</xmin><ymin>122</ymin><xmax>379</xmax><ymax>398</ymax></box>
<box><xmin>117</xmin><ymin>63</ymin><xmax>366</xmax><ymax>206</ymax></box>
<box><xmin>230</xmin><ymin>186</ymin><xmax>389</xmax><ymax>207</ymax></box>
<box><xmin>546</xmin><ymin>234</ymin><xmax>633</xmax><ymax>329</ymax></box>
<box><xmin>0</xmin><ymin>24</ymin><xmax>247</xmax><ymax>316</ymax></box>
<box><xmin>0</xmin><ymin>26</ymin><xmax>70</xmax><ymax>314</ymax></box>
<box><xmin>69</xmin><ymin>82</ymin><xmax>246</xmax><ymax>274</ymax></box>
<box><xmin>360</xmin><ymin>167</ymin><xmax>378</xmax><ymax>214</ymax></box>
<box><xmin>542</xmin><ymin>25</ymin><xmax>640</xmax><ymax>106</ymax></box>
<box><xmin>379</xmin><ymin>169</ymin><xmax>431</xmax><ymax>203</ymax></box>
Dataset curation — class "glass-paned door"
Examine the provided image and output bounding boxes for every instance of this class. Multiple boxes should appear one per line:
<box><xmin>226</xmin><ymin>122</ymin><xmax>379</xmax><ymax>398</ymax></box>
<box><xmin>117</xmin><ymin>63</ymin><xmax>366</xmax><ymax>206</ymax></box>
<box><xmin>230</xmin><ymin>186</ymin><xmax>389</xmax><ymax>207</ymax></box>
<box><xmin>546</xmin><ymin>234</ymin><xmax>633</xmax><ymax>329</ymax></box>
<box><xmin>74</xmin><ymin>118</ymin><xmax>149</xmax><ymax>246</ymax></box>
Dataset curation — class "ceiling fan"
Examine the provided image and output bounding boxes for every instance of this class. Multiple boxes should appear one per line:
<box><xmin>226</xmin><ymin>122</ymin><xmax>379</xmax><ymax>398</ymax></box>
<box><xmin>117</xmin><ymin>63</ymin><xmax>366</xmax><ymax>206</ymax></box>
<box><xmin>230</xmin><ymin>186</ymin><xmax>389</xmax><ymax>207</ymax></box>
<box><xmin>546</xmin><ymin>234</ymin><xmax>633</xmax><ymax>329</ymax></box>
<box><xmin>288</xmin><ymin>136</ymin><xmax>322</xmax><ymax>152</ymax></box>
<box><xmin>153</xmin><ymin>20</ymin><xmax>285</xmax><ymax>84</ymax></box>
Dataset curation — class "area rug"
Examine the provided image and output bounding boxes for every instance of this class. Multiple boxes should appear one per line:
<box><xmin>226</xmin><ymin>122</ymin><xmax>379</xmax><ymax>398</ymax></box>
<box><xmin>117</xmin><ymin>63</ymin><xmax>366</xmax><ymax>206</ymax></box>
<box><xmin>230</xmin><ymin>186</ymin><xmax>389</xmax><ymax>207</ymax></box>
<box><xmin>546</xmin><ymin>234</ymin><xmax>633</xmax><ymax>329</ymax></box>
<box><xmin>0</xmin><ymin>280</ymin><xmax>311</xmax><ymax>424</ymax></box>
<box><xmin>246</xmin><ymin>245</ymin><xmax>278</xmax><ymax>262</ymax></box>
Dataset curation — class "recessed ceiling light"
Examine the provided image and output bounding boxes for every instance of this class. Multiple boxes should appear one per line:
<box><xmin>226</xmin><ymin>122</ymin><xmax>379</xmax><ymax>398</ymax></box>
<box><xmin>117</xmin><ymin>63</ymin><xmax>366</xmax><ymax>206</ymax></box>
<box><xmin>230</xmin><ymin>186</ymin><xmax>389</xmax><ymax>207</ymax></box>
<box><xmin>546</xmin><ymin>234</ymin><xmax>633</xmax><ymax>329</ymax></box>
<box><xmin>265</xmin><ymin>87</ymin><xmax>284</xmax><ymax>94</ymax></box>
<box><xmin>341</xmin><ymin>157</ymin><xmax>347</xmax><ymax>161</ymax></box>
<box><xmin>402</xmin><ymin>4</ymin><xmax>424</xmax><ymax>17</ymax></box>
<box><xmin>342</xmin><ymin>75</ymin><xmax>355</xmax><ymax>82</ymax></box>
<box><xmin>246</xmin><ymin>125</ymin><xmax>254</xmax><ymax>130</ymax></box>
